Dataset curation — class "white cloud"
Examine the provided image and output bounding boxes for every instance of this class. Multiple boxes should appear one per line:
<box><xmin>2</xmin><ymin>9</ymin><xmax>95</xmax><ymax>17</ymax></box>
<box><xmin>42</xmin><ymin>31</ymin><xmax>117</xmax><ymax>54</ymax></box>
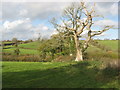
<box><xmin>42</xmin><ymin>26</ymin><xmax>48</xmax><ymax>30</ymax></box>
<box><xmin>3</xmin><ymin>18</ymin><xmax>30</xmax><ymax>29</ymax></box>
<box><xmin>94</xmin><ymin>19</ymin><xmax>118</xmax><ymax>28</ymax></box>
<box><xmin>110</xmin><ymin>3</ymin><xmax>118</xmax><ymax>15</ymax></box>
<box><xmin>2</xmin><ymin>2</ymin><xmax>118</xmax><ymax>21</ymax></box>
<box><xmin>19</xmin><ymin>9</ymin><xmax>28</xmax><ymax>16</ymax></box>
<box><xmin>1</xmin><ymin>18</ymin><xmax>54</xmax><ymax>40</ymax></box>
<box><xmin>96</xmin><ymin>33</ymin><xmax>107</xmax><ymax>37</ymax></box>
<box><xmin>2</xmin><ymin>2</ymin><xmax>70</xmax><ymax>21</ymax></box>
<box><xmin>33</xmin><ymin>24</ymin><xmax>56</xmax><ymax>39</ymax></box>
<box><xmin>1</xmin><ymin>2</ymin><xmax>118</xmax><ymax>40</ymax></box>
<box><xmin>2</xmin><ymin>2</ymin><xmax>23</xmax><ymax>20</ymax></box>
<box><xmin>95</xmin><ymin>2</ymin><xmax>118</xmax><ymax>16</ymax></box>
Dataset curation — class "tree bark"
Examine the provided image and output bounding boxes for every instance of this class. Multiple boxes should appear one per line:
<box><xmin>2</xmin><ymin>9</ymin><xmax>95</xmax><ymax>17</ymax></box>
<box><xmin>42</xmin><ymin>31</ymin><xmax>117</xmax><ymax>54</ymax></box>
<box><xmin>75</xmin><ymin>48</ymin><xmax>83</xmax><ymax>61</ymax></box>
<box><xmin>74</xmin><ymin>34</ymin><xmax>83</xmax><ymax>61</ymax></box>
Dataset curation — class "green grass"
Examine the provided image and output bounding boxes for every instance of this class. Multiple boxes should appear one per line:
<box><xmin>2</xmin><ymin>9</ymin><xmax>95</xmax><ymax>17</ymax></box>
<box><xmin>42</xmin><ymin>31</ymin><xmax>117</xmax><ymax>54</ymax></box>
<box><xmin>3</xmin><ymin>45</ymin><xmax>14</xmax><ymax>48</ymax></box>
<box><xmin>2</xmin><ymin>61</ymin><xmax>119</xmax><ymax>88</ymax></box>
<box><xmin>98</xmin><ymin>40</ymin><xmax>118</xmax><ymax>51</ymax></box>
<box><xmin>2</xmin><ymin>40</ymin><xmax>118</xmax><ymax>55</ymax></box>
<box><xmin>87</xmin><ymin>45</ymin><xmax>102</xmax><ymax>52</ymax></box>
<box><xmin>2</xmin><ymin>40</ymin><xmax>119</xmax><ymax>88</ymax></box>
<box><xmin>18</xmin><ymin>41</ymin><xmax>40</xmax><ymax>49</ymax></box>
<box><xmin>2</xmin><ymin>41</ymin><xmax>40</xmax><ymax>55</ymax></box>
<box><xmin>19</xmin><ymin>49</ymin><xmax>39</xmax><ymax>55</ymax></box>
<box><xmin>3</xmin><ymin>48</ymin><xmax>39</xmax><ymax>55</ymax></box>
<box><xmin>2</xmin><ymin>48</ymin><xmax>15</xmax><ymax>53</ymax></box>
<box><xmin>86</xmin><ymin>40</ymin><xmax>118</xmax><ymax>58</ymax></box>
<box><xmin>2</xmin><ymin>41</ymin><xmax>12</xmax><ymax>44</ymax></box>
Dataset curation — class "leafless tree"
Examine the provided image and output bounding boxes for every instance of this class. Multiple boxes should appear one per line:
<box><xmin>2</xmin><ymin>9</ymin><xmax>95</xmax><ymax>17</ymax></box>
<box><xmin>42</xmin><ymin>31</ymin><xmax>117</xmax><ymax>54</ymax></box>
<box><xmin>12</xmin><ymin>38</ymin><xmax>18</xmax><ymax>47</ymax></box>
<box><xmin>51</xmin><ymin>2</ymin><xmax>114</xmax><ymax>61</ymax></box>
<box><xmin>37</xmin><ymin>33</ymin><xmax>42</xmax><ymax>41</ymax></box>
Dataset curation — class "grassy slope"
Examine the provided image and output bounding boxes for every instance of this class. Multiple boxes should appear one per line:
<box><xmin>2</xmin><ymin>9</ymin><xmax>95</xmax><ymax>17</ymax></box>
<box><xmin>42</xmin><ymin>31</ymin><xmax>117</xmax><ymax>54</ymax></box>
<box><xmin>0</xmin><ymin>41</ymin><xmax>40</xmax><ymax>54</ymax></box>
<box><xmin>2</xmin><ymin>40</ymin><xmax>118</xmax><ymax>55</ymax></box>
<box><xmin>98</xmin><ymin>40</ymin><xmax>118</xmax><ymax>51</ymax></box>
<box><xmin>87</xmin><ymin>40</ymin><xmax>118</xmax><ymax>53</ymax></box>
<box><xmin>86</xmin><ymin>40</ymin><xmax>118</xmax><ymax>59</ymax></box>
<box><xmin>2</xmin><ymin>61</ymin><xmax>119</xmax><ymax>88</ymax></box>
<box><xmin>2</xmin><ymin>41</ymin><xmax>40</xmax><ymax>55</ymax></box>
<box><xmin>2</xmin><ymin>41</ymin><xmax>12</xmax><ymax>44</ymax></box>
<box><xmin>18</xmin><ymin>41</ymin><xmax>40</xmax><ymax>49</ymax></box>
<box><xmin>2</xmin><ymin>40</ymin><xmax>119</xmax><ymax>88</ymax></box>
<box><xmin>3</xmin><ymin>48</ymin><xmax>39</xmax><ymax>55</ymax></box>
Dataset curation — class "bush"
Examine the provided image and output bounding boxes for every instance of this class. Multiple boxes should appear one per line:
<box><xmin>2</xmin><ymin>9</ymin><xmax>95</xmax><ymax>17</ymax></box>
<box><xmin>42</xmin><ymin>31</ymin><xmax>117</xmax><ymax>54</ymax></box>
<box><xmin>2</xmin><ymin>55</ymin><xmax>43</xmax><ymax>62</ymax></box>
<box><xmin>14</xmin><ymin>48</ymin><xmax>20</xmax><ymax>55</ymax></box>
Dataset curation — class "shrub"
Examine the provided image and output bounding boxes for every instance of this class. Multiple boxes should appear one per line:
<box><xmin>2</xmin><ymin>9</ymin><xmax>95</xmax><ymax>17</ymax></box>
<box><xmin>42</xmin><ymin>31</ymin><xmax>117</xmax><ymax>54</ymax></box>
<box><xmin>2</xmin><ymin>55</ymin><xmax>43</xmax><ymax>62</ymax></box>
<box><xmin>14</xmin><ymin>48</ymin><xmax>20</xmax><ymax>55</ymax></box>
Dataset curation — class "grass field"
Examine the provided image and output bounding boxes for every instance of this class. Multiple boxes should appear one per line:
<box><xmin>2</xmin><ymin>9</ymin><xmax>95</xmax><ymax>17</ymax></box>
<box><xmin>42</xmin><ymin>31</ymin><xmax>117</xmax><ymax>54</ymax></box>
<box><xmin>2</xmin><ymin>61</ymin><xmax>119</xmax><ymax>88</ymax></box>
<box><xmin>2</xmin><ymin>41</ymin><xmax>12</xmax><ymax>44</ymax></box>
<box><xmin>18</xmin><ymin>41</ymin><xmax>40</xmax><ymax>49</ymax></box>
<box><xmin>2</xmin><ymin>41</ymin><xmax>40</xmax><ymax>55</ymax></box>
<box><xmin>3</xmin><ymin>48</ymin><xmax>39</xmax><ymax>55</ymax></box>
<box><xmin>2</xmin><ymin>40</ymin><xmax>118</xmax><ymax>55</ymax></box>
<box><xmin>98</xmin><ymin>40</ymin><xmax>118</xmax><ymax>51</ymax></box>
<box><xmin>2</xmin><ymin>40</ymin><xmax>119</xmax><ymax>88</ymax></box>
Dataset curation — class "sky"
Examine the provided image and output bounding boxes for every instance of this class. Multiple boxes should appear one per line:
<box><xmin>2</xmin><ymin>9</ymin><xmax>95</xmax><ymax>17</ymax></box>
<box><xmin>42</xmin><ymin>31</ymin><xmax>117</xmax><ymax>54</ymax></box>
<box><xmin>0</xmin><ymin>1</ymin><xmax>118</xmax><ymax>41</ymax></box>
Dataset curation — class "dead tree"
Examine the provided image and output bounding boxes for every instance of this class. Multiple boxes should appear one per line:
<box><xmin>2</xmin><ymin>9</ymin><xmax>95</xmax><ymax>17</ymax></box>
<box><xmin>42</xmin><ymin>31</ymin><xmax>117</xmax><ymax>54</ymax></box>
<box><xmin>51</xmin><ymin>2</ymin><xmax>113</xmax><ymax>61</ymax></box>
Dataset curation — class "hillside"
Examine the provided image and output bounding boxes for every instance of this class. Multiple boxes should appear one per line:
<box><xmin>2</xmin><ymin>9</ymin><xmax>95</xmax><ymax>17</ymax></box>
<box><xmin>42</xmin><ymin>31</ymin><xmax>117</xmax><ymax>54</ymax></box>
<box><xmin>2</xmin><ymin>40</ymin><xmax>119</xmax><ymax>88</ymax></box>
<box><xmin>2</xmin><ymin>40</ymin><xmax>118</xmax><ymax>55</ymax></box>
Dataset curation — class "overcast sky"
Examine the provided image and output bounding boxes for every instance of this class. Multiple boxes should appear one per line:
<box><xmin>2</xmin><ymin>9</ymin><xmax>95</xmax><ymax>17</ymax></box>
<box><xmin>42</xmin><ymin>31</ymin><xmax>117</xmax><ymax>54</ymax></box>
<box><xmin>0</xmin><ymin>1</ymin><xmax>118</xmax><ymax>40</ymax></box>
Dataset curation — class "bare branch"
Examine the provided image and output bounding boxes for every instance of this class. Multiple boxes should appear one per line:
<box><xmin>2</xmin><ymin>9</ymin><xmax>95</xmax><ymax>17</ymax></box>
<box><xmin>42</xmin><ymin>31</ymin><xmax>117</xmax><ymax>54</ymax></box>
<box><xmin>91</xmin><ymin>25</ymin><xmax>114</xmax><ymax>37</ymax></box>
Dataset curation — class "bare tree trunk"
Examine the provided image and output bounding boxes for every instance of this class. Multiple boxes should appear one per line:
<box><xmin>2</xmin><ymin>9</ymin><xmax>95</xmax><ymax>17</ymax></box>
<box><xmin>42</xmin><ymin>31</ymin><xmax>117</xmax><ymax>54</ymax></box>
<box><xmin>74</xmin><ymin>35</ymin><xmax>83</xmax><ymax>61</ymax></box>
<box><xmin>75</xmin><ymin>48</ymin><xmax>83</xmax><ymax>61</ymax></box>
<box><xmin>83</xmin><ymin>36</ymin><xmax>91</xmax><ymax>52</ymax></box>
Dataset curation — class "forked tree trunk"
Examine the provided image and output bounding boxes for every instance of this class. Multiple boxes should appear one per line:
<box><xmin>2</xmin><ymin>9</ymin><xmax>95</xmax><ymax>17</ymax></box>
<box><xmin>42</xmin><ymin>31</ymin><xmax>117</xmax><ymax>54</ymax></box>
<box><xmin>74</xmin><ymin>35</ymin><xmax>83</xmax><ymax>61</ymax></box>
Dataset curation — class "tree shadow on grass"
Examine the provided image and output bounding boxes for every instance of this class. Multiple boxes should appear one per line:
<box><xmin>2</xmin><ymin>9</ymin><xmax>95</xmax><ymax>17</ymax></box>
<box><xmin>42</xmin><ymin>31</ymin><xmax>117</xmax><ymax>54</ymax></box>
<box><xmin>2</xmin><ymin>61</ymin><xmax>119</xmax><ymax>88</ymax></box>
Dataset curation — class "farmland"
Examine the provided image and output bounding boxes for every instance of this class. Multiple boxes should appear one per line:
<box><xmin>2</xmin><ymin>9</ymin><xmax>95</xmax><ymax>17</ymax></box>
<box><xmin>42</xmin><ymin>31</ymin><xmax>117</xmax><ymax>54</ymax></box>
<box><xmin>2</xmin><ymin>61</ymin><xmax>119</xmax><ymax>88</ymax></box>
<box><xmin>2</xmin><ymin>40</ymin><xmax>118</xmax><ymax>55</ymax></box>
<box><xmin>2</xmin><ymin>40</ymin><xmax>118</xmax><ymax>62</ymax></box>
<box><xmin>2</xmin><ymin>40</ymin><xmax>119</xmax><ymax>88</ymax></box>
<box><xmin>1</xmin><ymin>1</ymin><xmax>119</xmax><ymax>89</ymax></box>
